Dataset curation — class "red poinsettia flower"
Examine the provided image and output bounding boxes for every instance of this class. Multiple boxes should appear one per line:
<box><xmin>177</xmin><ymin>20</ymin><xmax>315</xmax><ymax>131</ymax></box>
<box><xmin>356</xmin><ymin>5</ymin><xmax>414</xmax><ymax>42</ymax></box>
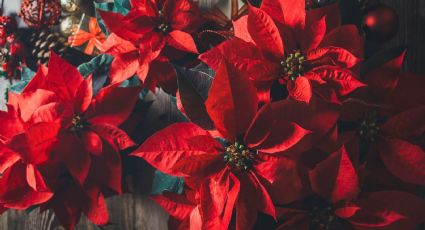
<box><xmin>0</xmin><ymin>111</ymin><xmax>58</xmax><ymax>210</ymax></box>
<box><xmin>3</xmin><ymin>52</ymin><xmax>140</xmax><ymax>229</ymax></box>
<box><xmin>276</xmin><ymin>146</ymin><xmax>425</xmax><ymax>229</ymax></box>
<box><xmin>132</xmin><ymin>60</ymin><xmax>316</xmax><ymax>229</ymax></box>
<box><xmin>200</xmin><ymin>2</ymin><xmax>364</xmax><ymax>103</ymax></box>
<box><xmin>99</xmin><ymin>0</ymin><xmax>200</xmax><ymax>93</ymax></box>
<box><xmin>340</xmin><ymin>98</ymin><xmax>425</xmax><ymax>187</ymax></box>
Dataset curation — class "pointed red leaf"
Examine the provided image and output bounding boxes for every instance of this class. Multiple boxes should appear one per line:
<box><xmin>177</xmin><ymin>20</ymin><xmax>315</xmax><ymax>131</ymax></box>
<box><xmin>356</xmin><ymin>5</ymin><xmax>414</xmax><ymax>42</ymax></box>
<box><xmin>307</xmin><ymin>47</ymin><xmax>361</xmax><ymax>69</ymax></box>
<box><xmin>379</xmin><ymin>137</ymin><xmax>425</xmax><ymax>186</ymax></box>
<box><xmin>248</xmin><ymin>6</ymin><xmax>284</xmax><ymax>60</ymax></box>
<box><xmin>98</xmin><ymin>10</ymin><xmax>149</xmax><ymax>44</ymax></box>
<box><xmin>199</xmin><ymin>38</ymin><xmax>278</xmax><ymax>82</ymax></box>
<box><xmin>56</xmin><ymin>133</ymin><xmax>91</xmax><ymax>185</ymax></box>
<box><xmin>381</xmin><ymin>105</ymin><xmax>425</xmax><ymax>139</ymax></box>
<box><xmin>309</xmin><ymin>146</ymin><xmax>359</xmax><ymax>203</ymax></box>
<box><xmin>89</xmin><ymin>141</ymin><xmax>123</xmax><ymax>194</ymax></box>
<box><xmin>151</xmin><ymin>192</ymin><xmax>195</xmax><ymax>220</ymax></box>
<box><xmin>200</xmin><ymin>169</ymin><xmax>240</xmax><ymax>230</ymax></box>
<box><xmin>205</xmin><ymin>60</ymin><xmax>258</xmax><ymax>142</ymax></box>
<box><xmin>348</xmin><ymin>191</ymin><xmax>425</xmax><ymax>229</ymax></box>
<box><xmin>167</xmin><ymin>30</ymin><xmax>198</xmax><ymax>54</ymax></box>
<box><xmin>86</xmin><ymin>85</ymin><xmax>140</xmax><ymax>126</ymax></box>
<box><xmin>0</xmin><ymin>144</ymin><xmax>20</xmax><ymax>174</ymax></box>
<box><xmin>12</xmin><ymin>89</ymin><xmax>58</xmax><ymax>122</ymax></box>
<box><xmin>110</xmin><ymin>52</ymin><xmax>140</xmax><ymax>84</ymax></box>
<box><xmin>261</xmin><ymin>0</ymin><xmax>306</xmax><ymax>29</ymax></box>
<box><xmin>232</xmin><ymin>15</ymin><xmax>253</xmax><ymax>43</ymax></box>
<box><xmin>236</xmin><ymin>172</ymin><xmax>275</xmax><ymax>229</ymax></box>
<box><xmin>245</xmin><ymin>102</ymin><xmax>311</xmax><ymax>154</ymax></box>
<box><xmin>26</xmin><ymin>164</ymin><xmax>49</xmax><ymax>192</ymax></box>
<box><xmin>130</xmin><ymin>123</ymin><xmax>221</xmax><ymax>177</ymax></box>
<box><xmin>9</xmin><ymin>122</ymin><xmax>61</xmax><ymax>165</ymax></box>
<box><xmin>313</xmin><ymin>66</ymin><xmax>366</xmax><ymax>96</ymax></box>
<box><xmin>320</xmin><ymin>25</ymin><xmax>364</xmax><ymax>58</ymax></box>
<box><xmin>300</xmin><ymin>16</ymin><xmax>326</xmax><ymax>52</ymax></box>
<box><xmin>74</xmin><ymin>75</ymin><xmax>93</xmax><ymax>114</ymax></box>
<box><xmin>172</xmin><ymin>153</ymin><xmax>224</xmax><ymax>177</ymax></box>
<box><xmin>0</xmin><ymin>163</ymin><xmax>53</xmax><ymax>210</ymax></box>
<box><xmin>84</xmin><ymin>187</ymin><xmax>109</xmax><ymax>225</ymax></box>
<box><xmin>90</xmin><ymin>123</ymin><xmax>135</xmax><ymax>151</ymax></box>
<box><xmin>46</xmin><ymin>52</ymin><xmax>85</xmax><ymax>101</ymax></box>
<box><xmin>0</xmin><ymin>110</ymin><xmax>24</xmax><ymax>140</ymax></box>
<box><xmin>307</xmin><ymin>2</ymin><xmax>341</xmax><ymax>32</ymax></box>
<box><xmin>165</xmin><ymin>0</ymin><xmax>200</xmax><ymax>32</ymax></box>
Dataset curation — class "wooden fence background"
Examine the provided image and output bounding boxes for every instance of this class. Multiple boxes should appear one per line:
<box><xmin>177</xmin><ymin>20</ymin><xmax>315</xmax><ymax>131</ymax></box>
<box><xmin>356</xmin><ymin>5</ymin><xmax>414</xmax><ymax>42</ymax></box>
<box><xmin>1</xmin><ymin>0</ymin><xmax>425</xmax><ymax>229</ymax></box>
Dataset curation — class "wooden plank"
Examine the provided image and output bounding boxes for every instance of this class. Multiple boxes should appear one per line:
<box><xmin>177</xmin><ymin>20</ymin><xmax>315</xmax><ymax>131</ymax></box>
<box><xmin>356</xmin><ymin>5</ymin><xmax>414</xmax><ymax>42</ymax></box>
<box><xmin>374</xmin><ymin>0</ymin><xmax>425</xmax><ymax>74</ymax></box>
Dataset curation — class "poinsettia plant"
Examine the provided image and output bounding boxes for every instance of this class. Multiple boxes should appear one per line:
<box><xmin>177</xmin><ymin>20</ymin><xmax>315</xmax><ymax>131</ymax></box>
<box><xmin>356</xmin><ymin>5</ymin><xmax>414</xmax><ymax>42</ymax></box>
<box><xmin>1</xmin><ymin>0</ymin><xmax>425</xmax><ymax>229</ymax></box>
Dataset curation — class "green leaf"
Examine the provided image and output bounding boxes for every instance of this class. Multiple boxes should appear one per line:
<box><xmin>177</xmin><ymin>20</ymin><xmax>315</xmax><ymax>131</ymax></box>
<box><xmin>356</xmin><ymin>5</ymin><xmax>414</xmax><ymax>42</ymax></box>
<box><xmin>151</xmin><ymin>170</ymin><xmax>184</xmax><ymax>195</ymax></box>
<box><xmin>9</xmin><ymin>82</ymin><xmax>29</xmax><ymax>93</ymax></box>
<box><xmin>78</xmin><ymin>54</ymin><xmax>113</xmax><ymax>77</ymax></box>
<box><xmin>116</xmin><ymin>0</ymin><xmax>131</xmax><ymax>10</ymax></box>
<box><xmin>21</xmin><ymin>66</ymin><xmax>36</xmax><ymax>81</ymax></box>
<box><xmin>78</xmin><ymin>54</ymin><xmax>113</xmax><ymax>95</ymax></box>
<box><xmin>8</xmin><ymin>66</ymin><xmax>36</xmax><ymax>94</ymax></box>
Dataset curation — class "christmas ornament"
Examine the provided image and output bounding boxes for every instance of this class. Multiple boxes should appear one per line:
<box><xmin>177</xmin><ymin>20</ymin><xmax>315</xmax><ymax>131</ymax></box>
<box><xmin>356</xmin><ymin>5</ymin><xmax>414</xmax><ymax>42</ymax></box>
<box><xmin>0</xmin><ymin>16</ymin><xmax>25</xmax><ymax>78</ymax></box>
<box><xmin>69</xmin><ymin>16</ymin><xmax>105</xmax><ymax>55</ymax></box>
<box><xmin>60</xmin><ymin>15</ymin><xmax>80</xmax><ymax>35</ymax></box>
<box><xmin>19</xmin><ymin>0</ymin><xmax>62</xmax><ymax>27</ymax></box>
<box><xmin>0</xmin><ymin>16</ymin><xmax>18</xmax><ymax>46</ymax></box>
<box><xmin>0</xmin><ymin>39</ymin><xmax>25</xmax><ymax>78</ymax></box>
<box><xmin>60</xmin><ymin>0</ymin><xmax>80</xmax><ymax>13</ymax></box>
<box><xmin>362</xmin><ymin>4</ymin><xmax>399</xmax><ymax>42</ymax></box>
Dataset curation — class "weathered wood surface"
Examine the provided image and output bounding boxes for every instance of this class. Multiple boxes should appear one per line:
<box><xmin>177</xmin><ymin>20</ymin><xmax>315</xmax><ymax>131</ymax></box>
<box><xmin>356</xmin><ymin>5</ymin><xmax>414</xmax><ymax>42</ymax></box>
<box><xmin>1</xmin><ymin>0</ymin><xmax>425</xmax><ymax>229</ymax></box>
<box><xmin>373</xmin><ymin>0</ymin><xmax>425</xmax><ymax>74</ymax></box>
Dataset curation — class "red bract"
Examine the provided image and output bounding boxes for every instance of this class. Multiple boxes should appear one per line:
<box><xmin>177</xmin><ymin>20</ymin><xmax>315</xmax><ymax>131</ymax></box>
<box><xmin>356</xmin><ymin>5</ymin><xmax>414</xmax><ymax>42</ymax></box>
<box><xmin>277</xmin><ymin>146</ymin><xmax>425</xmax><ymax>230</ymax></box>
<box><xmin>132</xmin><ymin>61</ymin><xmax>315</xmax><ymax>229</ymax></box>
<box><xmin>200</xmin><ymin>3</ymin><xmax>364</xmax><ymax>103</ymax></box>
<box><xmin>0</xmin><ymin>117</ymin><xmax>58</xmax><ymax>210</ymax></box>
<box><xmin>151</xmin><ymin>186</ymin><xmax>202</xmax><ymax>229</ymax></box>
<box><xmin>354</xmin><ymin>51</ymin><xmax>425</xmax><ymax>110</ymax></box>
<box><xmin>99</xmin><ymin>0</ymin><xmax>200</xmax><ymax>93</ymax></box>
<box><xmin>1</xmin><ymin>52</ymin><xmax>140</xmax><ymax>229</ymax></box>
<box><xmin>341</xmin><ymin>99</ymin><xmax>425</xmax><ymax>186</ymax></box>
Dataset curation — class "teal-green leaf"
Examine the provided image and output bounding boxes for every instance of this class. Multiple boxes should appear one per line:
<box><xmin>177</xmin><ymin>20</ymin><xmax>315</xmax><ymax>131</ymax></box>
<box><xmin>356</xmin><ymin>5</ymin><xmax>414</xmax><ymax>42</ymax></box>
<box><xmin>78</xmin><ymin>54</ymin><xmax>113</xmax><ymax>77</ymax></box>
<box><xmin>151</xmin><ymin>170</ymin><xmax>184</xmax><ymax>195</ymax></box>
<box><xmin>8</xmin><ymin>66</ymin><xmax>36</xmax><ymax>94</ymax></box>
<box><xmin>21</xmin><ymin>66</ymin><xmax>36</xmax><ymax>81</ymax></box>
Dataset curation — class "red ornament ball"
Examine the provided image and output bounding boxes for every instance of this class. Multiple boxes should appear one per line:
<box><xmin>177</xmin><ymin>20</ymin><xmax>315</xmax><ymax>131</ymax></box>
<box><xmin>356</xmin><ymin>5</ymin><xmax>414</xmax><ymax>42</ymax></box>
<box><xmin>19</xmin><ymin>0</ymin><xmax>62</xmax><ymax>27</ymax></box>
<box><xmin>0</xmin><ymin>16</ymin><xmax>18</xmax><ymax>46</ymax></box>
<box><xmin>362</xmin><ymin>4</ymin><xmax>399</xmax><ymax>42</ymax></box>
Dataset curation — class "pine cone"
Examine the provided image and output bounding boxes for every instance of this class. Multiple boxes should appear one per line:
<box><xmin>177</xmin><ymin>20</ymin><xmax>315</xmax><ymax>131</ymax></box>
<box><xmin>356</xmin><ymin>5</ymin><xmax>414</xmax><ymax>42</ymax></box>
<box><xmin>29</xmin><ymin>28</ymin><xmax>67</xmax><ymax>64</ymax></box>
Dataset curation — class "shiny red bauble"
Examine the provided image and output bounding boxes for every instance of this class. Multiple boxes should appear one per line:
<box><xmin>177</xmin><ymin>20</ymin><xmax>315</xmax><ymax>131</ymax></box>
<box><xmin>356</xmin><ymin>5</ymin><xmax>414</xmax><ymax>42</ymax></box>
<box><xmin>362</xmin><ymin>4</ymin><xmax>399</xmax><ymax>42</ymax></box>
